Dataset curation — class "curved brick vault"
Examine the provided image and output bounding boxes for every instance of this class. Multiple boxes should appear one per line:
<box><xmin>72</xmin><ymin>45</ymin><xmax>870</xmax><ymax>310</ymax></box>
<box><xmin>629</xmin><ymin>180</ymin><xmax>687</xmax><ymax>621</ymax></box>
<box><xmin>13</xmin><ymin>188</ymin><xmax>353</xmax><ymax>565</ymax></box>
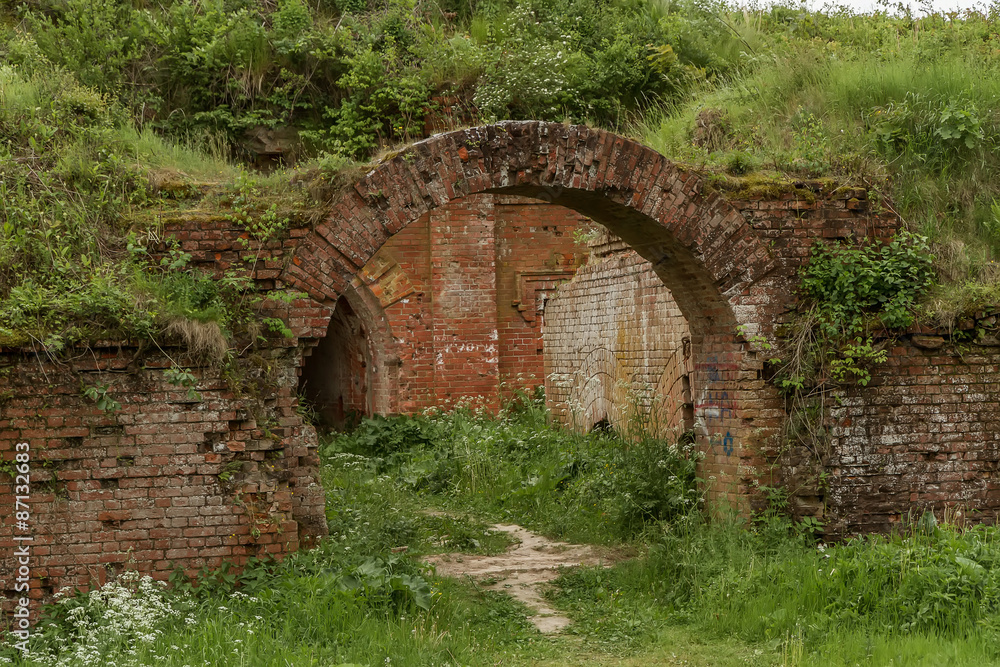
<box><xmin>284</xmin><ymin>121</ymin><xmax>790</xmax><ymax>504</ymax></box>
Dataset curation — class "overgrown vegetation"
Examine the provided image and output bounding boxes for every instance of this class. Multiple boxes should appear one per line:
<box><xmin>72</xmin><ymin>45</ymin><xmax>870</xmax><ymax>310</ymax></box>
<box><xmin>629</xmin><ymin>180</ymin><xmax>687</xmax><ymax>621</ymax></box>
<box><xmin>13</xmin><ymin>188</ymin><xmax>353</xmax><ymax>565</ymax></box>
<box><xmin>639</xmin><ymin>6</ymin><xmax>1000</xmax><ymax>320</ymax></box>
<box><xmin>4</xmin><ymin>1</ymin><xmax>1000</xmax><ymax>346</ymax></box>
<box><xmin>749</xmin><ymin>229</ymin><xmax>936</xmax><ymax>488</ymax></box>
<box><xmin>767</xmin><ymin>230</ymin><xmax>933</xmax><ymax>400</ymax></box>
<box><xmin>0</xmin><ymin>0</ymin><xmax>756</xmax><ymax>349</ymax></box>
<box><xmin>2</xmin><ymin>0</ymin><xmax>742</xmax><ymax>158</ymax></box>
<box><xmin>8</xmin><ymin>404</ymin><xmax>1000</xmax><ymax>665</ymax></box>
<box><xmin>0</xmin><ymin>53</ymin><xmax>313</xmax><ymax>356</ymax></box>
<box><xmin>3</xmin><ymin>3</ymin><xmax>1000</xmax><ymax>663</ymax></box>
<box><xmin>322</xmin><ymin>395</ymin><xmax>701</xmax><ymax>542</ymax></box>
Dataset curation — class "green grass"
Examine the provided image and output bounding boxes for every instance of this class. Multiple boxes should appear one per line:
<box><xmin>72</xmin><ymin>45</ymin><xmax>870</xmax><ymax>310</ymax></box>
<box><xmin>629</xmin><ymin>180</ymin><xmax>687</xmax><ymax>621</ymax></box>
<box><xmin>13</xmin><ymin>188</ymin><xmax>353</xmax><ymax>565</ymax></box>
<box><xmin>636</xmin><ymin>9</ymin><xmax>1000</xmax><ymax>322</ymax></box>
<box><xmin>321</xmin><ymin>398</ymin><xmax>701</xmax><ymax>545</ymax></box>
<box><xmin>11</xmin><ymin>406</ymin><xmax>1000</xmax><ymax>666</ymax></box>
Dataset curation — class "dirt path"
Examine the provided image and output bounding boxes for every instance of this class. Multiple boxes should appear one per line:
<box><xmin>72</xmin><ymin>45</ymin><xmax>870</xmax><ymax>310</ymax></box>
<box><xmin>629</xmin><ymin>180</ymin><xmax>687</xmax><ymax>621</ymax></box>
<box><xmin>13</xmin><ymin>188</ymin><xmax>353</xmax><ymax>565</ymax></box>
<box><xmin>423</xmin><ymin>524</ymin><xmax>608</xmax><ymax>633</ymax></box>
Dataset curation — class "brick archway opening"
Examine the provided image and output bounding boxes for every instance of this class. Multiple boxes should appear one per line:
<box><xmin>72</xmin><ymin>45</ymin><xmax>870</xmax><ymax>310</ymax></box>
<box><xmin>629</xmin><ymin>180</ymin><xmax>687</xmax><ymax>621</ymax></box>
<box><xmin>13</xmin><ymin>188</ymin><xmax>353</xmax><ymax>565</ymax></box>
<box><xmin>299</xmin><ymin>283</ymin><xmax>400</xmax><ymax>430</ymax></box>
<box><xmin>502</xmin><ymin>190</ymin><xmax>759</xmax><ymax>504</ymax></box>
<box><xmin>285</xmin><ymin>121</ymin><xmax>784</xmax><ymax>505</ymax></box>
<box><xmin>542</xmin><ymin>229</ymin><xmax>696</xmax><ymax>440</ymax></box>
<box><xmin>298</xmin><ymin>295</ymin><xmax>369</xmax><ymax>429</ymax></box>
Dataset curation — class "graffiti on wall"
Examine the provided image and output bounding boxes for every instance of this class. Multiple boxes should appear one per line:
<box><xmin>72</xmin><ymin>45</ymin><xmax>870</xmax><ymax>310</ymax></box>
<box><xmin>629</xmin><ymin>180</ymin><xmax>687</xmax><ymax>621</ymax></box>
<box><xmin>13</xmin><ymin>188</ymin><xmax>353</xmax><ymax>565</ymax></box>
<box><xmin>695</xmin><ymin>355</ymin><xmax>739</xmax><ymax>456</ymax></box>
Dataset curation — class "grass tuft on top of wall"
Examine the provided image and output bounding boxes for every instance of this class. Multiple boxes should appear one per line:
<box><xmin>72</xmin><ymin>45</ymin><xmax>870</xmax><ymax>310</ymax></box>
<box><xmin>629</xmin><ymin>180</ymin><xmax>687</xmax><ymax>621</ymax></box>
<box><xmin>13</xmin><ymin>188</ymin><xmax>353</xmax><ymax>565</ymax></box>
<box><xmin>0</xmin><ymin>58</ymin><xmax>322</xmax><ymax>354</ymax></box>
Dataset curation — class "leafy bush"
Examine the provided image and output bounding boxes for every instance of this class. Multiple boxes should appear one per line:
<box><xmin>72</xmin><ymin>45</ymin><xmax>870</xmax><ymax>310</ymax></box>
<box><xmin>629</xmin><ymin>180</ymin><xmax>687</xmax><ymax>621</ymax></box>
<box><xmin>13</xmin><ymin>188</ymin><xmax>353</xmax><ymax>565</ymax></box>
<box><xmin>867</xmin><ymin>93</ymin><xmax>986</xmax><ymax>164</ymax></box>
<box><xmin>767</xmin><ymin>230</ymin><xmax>934</xmax><ymax>400</ymax></box>
<box><xmin>7</xmin><ymin>0</ymin><xmax>749</xmax><ymax>159</ymax></box>
<box><xmin>800</xmin><ymin>230</ymin><xmax>935</xmax><ymax>336</ymax></box>
<box><xmin>323</xmin><ymin>414</ymin><xmax>446</xmax><ymax>459</ymax></box>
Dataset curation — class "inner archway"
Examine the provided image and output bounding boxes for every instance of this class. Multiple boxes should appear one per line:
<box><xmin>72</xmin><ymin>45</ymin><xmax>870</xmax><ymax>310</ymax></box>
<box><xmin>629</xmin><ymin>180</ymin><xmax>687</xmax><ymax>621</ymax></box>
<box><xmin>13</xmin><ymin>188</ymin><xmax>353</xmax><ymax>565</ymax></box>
<box><xmin>543</xmin><ymin>228</ymin><xmax>694</xmax><ymax>438</ymax></box>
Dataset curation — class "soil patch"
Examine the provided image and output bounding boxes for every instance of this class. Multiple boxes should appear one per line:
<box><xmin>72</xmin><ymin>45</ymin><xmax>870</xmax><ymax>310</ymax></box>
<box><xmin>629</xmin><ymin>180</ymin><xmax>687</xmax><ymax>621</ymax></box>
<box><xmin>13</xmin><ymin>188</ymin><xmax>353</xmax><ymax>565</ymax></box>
<box><xmin>424</xmin><ymin>524</ymin><xmax>611</xmax><ymax>633</ymax></box>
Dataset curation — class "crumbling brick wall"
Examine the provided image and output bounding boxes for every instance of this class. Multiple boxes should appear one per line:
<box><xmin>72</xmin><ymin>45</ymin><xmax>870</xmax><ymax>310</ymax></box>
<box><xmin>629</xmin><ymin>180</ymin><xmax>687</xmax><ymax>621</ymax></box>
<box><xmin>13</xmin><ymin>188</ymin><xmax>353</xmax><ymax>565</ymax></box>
<box><xmin>780</xmin><ymin>329</ymin><xmax>1000</xmax><ymax>537</ymax></box>
<box><xmin>0</xmin><ymin>191</ymin><xmax>591</xmax><ymax>606</ymax></box>
<box><xmin>8</xmin><ymin>120</ymin><xmax>1000</xmax><ymax>614</ymax></box>
<box><xmin>0</xmin><ymin>342</ymin><xmax>326</xmax><ymax>603</ymax></box>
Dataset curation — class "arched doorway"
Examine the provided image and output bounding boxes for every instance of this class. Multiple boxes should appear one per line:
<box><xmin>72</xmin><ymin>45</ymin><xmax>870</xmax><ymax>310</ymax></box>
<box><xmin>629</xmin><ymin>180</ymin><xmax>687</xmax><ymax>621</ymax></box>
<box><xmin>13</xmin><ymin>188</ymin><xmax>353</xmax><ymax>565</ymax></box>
<box><xmin>298</xmin><ymin>283</ymin><xmax>399</xmax><ymax>430</ymax></box>
<box><xmin>283</xmin><ymin>121</ymin><xmax>786</xmax><ymax>506</ymax></box>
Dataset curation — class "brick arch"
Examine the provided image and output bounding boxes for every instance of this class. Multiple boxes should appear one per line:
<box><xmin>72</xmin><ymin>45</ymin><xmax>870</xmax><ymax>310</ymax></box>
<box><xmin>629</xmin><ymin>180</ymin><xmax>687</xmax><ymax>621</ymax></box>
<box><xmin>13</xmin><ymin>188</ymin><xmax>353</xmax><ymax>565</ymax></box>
<box><xmin>298</xmin><ymin>281</ymin><xmax>401</xmax><ymax>428</ymax></box>
<box><xmin>568</xmin><ymin>347</ymin><xmax>630</xmax><ymax>431</ymax></box>
<box><xmin>283</xmin><ymin>121</ymin><xmax>784</xmax><ymax>505</ymax></box>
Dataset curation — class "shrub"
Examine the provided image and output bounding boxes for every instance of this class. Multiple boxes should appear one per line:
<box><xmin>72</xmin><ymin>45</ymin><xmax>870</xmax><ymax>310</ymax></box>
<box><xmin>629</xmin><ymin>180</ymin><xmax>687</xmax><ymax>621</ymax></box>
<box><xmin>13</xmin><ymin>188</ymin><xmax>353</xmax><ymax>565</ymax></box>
<box><xmin>800</xmin><ymin>230</ymin><xmax>935</xmax><ymax>336</ymax></box>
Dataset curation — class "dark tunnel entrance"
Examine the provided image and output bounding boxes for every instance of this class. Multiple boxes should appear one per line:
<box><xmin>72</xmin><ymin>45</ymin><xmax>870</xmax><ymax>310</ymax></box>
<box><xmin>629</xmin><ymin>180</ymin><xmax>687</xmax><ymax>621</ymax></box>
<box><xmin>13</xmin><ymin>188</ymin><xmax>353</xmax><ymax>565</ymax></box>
<box><xmin>298</xmin><ymin>295</ymin><xmax>372</xmax><ymax>430</ymax></box>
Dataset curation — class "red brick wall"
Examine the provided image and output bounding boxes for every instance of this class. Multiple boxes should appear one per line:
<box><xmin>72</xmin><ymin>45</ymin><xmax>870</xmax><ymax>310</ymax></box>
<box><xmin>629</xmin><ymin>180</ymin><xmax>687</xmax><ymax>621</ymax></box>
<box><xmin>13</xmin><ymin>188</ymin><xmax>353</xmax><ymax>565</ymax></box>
<box><xmin>361</xmin><ymin>214</ymin><xmax>435</xmax><ymax>413</ymax></box>
<box><xmin>429</xmin><ymin>196</ymin><xmax>500</xmax><ymax>410</ymax></box>
<box><xmin>0</xmin><ymin>344</ymin><xmax>326</xmax><ymax>606</ymax></box>
<box><xmin>339</xmin><ymin>195</ymin><xmax>588</xmax><ymax>416</ymax></box>
<box><xmin>495</xmin><ymin>196</ymin><xmax>589</xmax><ymax>394</ymax></box>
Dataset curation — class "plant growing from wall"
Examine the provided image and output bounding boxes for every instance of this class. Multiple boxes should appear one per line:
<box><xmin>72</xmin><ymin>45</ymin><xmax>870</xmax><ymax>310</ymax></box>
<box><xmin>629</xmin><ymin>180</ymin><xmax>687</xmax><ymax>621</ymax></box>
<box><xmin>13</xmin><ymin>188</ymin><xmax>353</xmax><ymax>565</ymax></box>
<box><xmin>798</xmin><ymin>230</ymin><xmax>934</xmax><ymax>337</ymax></box>
<box><xmin>762</xmin><ymin>230</ymin><xmax>934</xmax><ymax>503</ymax></box>
<box><xmin>82</xmin><ymin>382</ymin><xmax>122</xmax><ymax>414</ymax></box>
<box><xmin>227</xmin><ymin>170</ymin><xmax>291</xmax><ymax>244</ymax></box>
<box><xmin>164</xmin><ymin>366</ymin><xmax>201</xmax><ymax>401</ymax></box>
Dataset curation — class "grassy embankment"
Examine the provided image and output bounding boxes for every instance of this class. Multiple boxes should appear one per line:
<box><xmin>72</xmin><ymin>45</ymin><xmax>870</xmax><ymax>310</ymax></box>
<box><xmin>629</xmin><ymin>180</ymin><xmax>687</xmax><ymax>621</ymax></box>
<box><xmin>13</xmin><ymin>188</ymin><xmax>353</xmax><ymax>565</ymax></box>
<box><xmin>639</xmin><ymin>6</ymin><xmax>1000</xmax><ymax>322</ymax></box>
<box><xmin>4</xmin><ymin>2</ymin><xmax>1000</xmax><ymax>352</ymax></box>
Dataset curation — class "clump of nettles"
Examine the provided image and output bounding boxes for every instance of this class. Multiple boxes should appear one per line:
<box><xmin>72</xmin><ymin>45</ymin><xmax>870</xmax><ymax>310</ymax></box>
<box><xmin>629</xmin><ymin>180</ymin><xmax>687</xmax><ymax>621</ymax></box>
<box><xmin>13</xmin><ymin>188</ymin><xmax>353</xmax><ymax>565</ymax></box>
<box><xmin>8</xmin><ymin>571</ymin><xmax>188</xmax><ymax>666</ymax></box>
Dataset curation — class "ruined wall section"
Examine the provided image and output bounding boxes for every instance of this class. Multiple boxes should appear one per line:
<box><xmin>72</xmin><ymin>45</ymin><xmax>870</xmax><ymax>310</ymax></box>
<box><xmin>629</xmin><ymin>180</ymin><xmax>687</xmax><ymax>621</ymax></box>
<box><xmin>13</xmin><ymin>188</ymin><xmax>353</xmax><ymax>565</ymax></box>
<box><xmin>1</xmin><ymin>120</ymin><xmax>966</xmax><ymax>618</ymax></box>
<box><xmin>542</xmin><ymin>183</ymin><xmax>901</xmax><ymax>504</ymax></box>
<box><xmin>544</xmin><ymin>232</ymin><xmax>692</xmax><ymax>435</ymax></box>
<box><xmin>779</xmin><ymin>329</ymin><xmax>1000</xmax><ymax>537</ymax></box>
<box><xmin>0</xmin><ymin>343</ymin><xmax>325</xmax><ymax>600</ymax></box>
<box><xmin>717</xmin><ymin>186</ymin><xmax>1000</xmax><ymax>534</ymax></box>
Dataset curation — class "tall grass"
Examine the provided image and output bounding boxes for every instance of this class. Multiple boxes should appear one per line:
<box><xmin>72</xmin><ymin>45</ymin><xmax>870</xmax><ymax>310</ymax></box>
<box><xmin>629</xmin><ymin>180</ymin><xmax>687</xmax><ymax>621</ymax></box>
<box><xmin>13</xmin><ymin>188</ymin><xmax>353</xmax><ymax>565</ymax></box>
<box><xmin>548</xmin><ymin>510</ymin><xmax>1000</xmax><ymax>664</ymax></box>
<box><xmin>638</xmin><ymin>8</ymin><xmax>1000</xmax><ymax>323</ymax></box>
<box><xmin>322</xmin><ymin>394</ymin><xmax>701</xmax><ymax>544</ymax></box>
